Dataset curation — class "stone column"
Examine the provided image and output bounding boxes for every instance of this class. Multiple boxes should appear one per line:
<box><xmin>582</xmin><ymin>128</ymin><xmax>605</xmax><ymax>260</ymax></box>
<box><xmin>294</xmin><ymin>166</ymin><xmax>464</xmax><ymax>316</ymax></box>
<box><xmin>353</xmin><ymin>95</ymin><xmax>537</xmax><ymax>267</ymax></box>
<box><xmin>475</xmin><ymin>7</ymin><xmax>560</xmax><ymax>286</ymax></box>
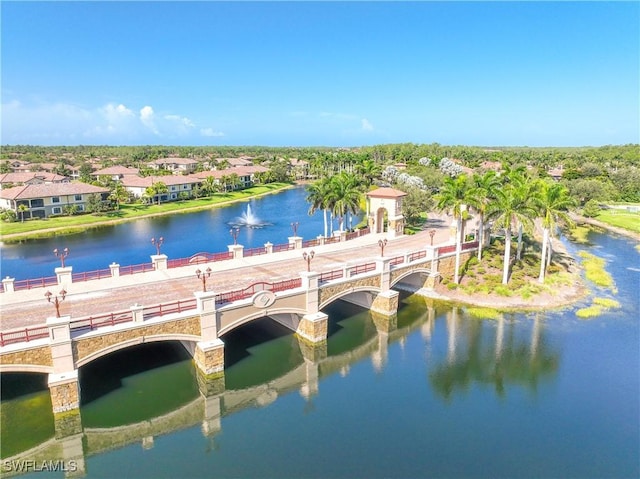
<box><xmin>316</xmin><ymin>235</ymin><xmax>325</xmax><ymax>246</ymax></box>
<box><xmin>264</xmin><ymin>242</ymin><xmax>273</xmax><ymax>254</ymax></box>
<box><xmin>2</xmin><ymin>276</ymin><xmax>15</xmax><ymax>293</ymax></box>
<box><xmin>195</xmin><ymin>291</ymin><xmax>218</xmax><ymax>341</ymax></box>
<box><xmin>371</xmin><ymin>290</ymin><xmax>399</xmax><ymax>316</ymax></box>
<box><xmin>194</xmin><ymin>338</ymin><xmax>225</xmax><ymax>378</ymax></box>
<box><xmin>424</xmin><ymin>272</ymin><xmax>441</xmax><ymax>289</ymax></box>
<box><xmin>151</xmin><ymin>254</ymin><xmax>168</xmax><ymax>271</ymax></box>
<box><xmin>109</xmin><ymin>262</ymin><xmax>120</xmax><ymax>278</ymax></box>
<box><xmin>288</xmin><ymin>236</ymin><xmax>302</xmax><ymax>249</ymax></box>
<box><xmin>300</xmin><ymin>271</ymin><xmax>320</xmax><ymax>314</ymax></box>
<box><xmin>339</xmin><ymin>230</ymin><xmax>347</xmax><ymax>242</ymax></box>
<box><xmin>49</xmin><ymin>371</ymin><xmax>82</xmax><ymax>435</ymax></box>
<box><xmin>56</xmin><ymin>266</ymin><xmax>73</xmax><ymax>286</ymax></box>
<box><xmin>296</xmin><ymin>312</ymin><xmax>328</xmax><ymax>344</ymax></box>
<box><xmin>375</xmin><ymin>257</ymin><xmax>392</xmax><ymax>291</ymax></box>
<box><xmin>228</xmin><ymin>244</ymin><xmax>244</xmax><ymax>259</ymax></box>
<box><xmin>131</xmin><ymin>303</ymin><xmax>144</xmax><ymax>323</ymax></box>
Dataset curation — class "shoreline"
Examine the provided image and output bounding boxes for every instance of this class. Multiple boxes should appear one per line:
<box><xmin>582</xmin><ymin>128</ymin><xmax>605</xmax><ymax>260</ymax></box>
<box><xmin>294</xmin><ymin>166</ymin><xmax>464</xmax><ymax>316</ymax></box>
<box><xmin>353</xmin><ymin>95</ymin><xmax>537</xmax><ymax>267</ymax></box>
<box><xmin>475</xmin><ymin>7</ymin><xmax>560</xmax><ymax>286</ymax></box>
<box><xmin>571</xmin><ymin>213</ymin><xmax>640</xmax><ymax>242</ymax></box>
<box><xmin>0</xmin><ymin>183</ymin><xmax>295</xmax><ymax>243</ymax></box>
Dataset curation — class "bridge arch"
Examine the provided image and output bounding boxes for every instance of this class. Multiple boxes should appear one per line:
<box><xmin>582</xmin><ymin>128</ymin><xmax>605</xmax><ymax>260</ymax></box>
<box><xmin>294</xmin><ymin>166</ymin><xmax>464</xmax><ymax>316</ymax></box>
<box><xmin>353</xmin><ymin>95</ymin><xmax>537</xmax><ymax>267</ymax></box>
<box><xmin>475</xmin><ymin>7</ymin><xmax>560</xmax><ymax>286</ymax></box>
<box><xmin>389</xmin><ymin>267</ymin><xmax>432</xmax><ymax>289</ymax></box>
<box><xmin>0</xmin><ymin>363</ymin><xmax>54</xmax><ymax>374</ymax></box>
<box><xmin>74</xmin><ymin>333</ymin><xmax>201</xmax><ymax>368</ymax></box>
<box><xmin>218</xmin><ymin>307</ymin><xmax>307</xmax><ymax>338</ymax></box>
<box><xmin>319</xmin><ymin>285</ymin><xmax>382</xmax><ymax>311</ymax></box>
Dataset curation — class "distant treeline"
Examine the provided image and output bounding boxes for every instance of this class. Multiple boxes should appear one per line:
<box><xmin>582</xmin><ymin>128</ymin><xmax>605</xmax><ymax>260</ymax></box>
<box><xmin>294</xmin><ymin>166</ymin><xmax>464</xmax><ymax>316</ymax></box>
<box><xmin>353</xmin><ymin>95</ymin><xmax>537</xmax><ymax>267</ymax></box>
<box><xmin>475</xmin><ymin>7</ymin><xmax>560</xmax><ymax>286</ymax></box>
<box><xmin>2</xmin><ymin>143</ymin><xmax>639</xmax><ymax>202</ymax></box>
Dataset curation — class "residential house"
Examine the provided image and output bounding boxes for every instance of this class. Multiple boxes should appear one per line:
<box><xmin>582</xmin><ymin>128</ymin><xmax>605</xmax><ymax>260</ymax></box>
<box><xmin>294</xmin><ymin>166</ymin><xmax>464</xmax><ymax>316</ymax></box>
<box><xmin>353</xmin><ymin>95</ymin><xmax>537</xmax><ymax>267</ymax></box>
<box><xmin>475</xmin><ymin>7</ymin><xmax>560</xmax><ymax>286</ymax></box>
<box><xmin>0</xmin><ymin>172</ymin><xmax>69</xmax><ymax>189</ymax></box>
<box><xmin>147</xmin><ymin>157</ymin><xmax>199</xmax><ymax>174</ymax></box>
<box><xmin>92</xmin><ymin>166</ymin><xmax>140</xmax><ymax>183</ymax></box>
<box><xmin>120</xmin><ymin>175</ymin><xmax>202</xmax><ymax>202</ymax></box>
<box><xmin>0</xmin><ymin>183</ymin><xmax>110</xmax><ymax>219</ymax></box>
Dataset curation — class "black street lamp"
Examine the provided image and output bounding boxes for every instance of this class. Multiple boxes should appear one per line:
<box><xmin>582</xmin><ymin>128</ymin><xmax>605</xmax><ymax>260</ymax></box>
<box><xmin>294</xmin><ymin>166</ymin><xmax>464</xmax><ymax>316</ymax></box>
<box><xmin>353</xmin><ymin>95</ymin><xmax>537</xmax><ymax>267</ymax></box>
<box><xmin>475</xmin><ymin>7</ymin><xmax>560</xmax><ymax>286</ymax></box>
<box><xmin>429</xmin><ymin>229</ymin><xmax>436</xmax><ymax>246</ymax></box>
<box><xmin>195</xmin><ymin>267</ymin><xmax>212</xmax><ymax>292</ymax></box>
<box><xmin>302</xmin><ymin>250</ymin><xmax>315</xmax><ymax>272</ymax></box>
<box><xmin>291</xmin><ymin>221</ymin><xmax>299</xmax><ymax>237</ymax></box>
<box><xmin>53</xmin><ymin>248</ymin><xmax>69</xmax><ymax>268</ymax></box>
<box><xmin>45</xmin><ymin>289</ymin><xmax>67</xmax><ymax>318</ymax></box>
<box><xmin>151</xmin><ymin>237</ymin><xmax>164</xmax><ymax>255</ymax></box>
<box><xmin>378</xmin><ymin>239</ymin><xmax>388</xmax><ymax>257</ymax></box>
<box><xmin>229</xmin><ymin>228</ymin><xmax>240</xmax><ymax>245</ymax></box>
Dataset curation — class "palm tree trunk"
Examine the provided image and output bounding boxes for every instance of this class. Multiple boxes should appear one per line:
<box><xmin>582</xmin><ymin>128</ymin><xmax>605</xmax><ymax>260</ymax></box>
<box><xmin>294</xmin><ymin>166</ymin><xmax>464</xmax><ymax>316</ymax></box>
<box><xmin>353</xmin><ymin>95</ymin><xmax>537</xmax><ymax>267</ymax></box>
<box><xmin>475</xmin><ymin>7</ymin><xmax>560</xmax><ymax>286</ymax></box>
<box><xmin>546</xmin><ymin>236</ymin><xmax>553</xmax><ymax>267</ymax></box>
<box><xmin>502</xmin><ymin>228</ymin><xmax>512</xmax><ymax>284</ymax></box>
<box><xmin>477</xmin><ymin>214</ymin><xmax>484</xmax><ymax>260</ymax></box>
<box><xmin>516</xmin><ymin>224</ymin><xmax>523</xmax><ymax>260</ymax></box>
<box><xmin>454</xmin><ymin>216</ymin><xmax>462</xmax><ymax>284</ymax></box>
<box><xmin>323</xmin><ymin>209</ymin><xmax>328</xmax><ymax>238</ymax></box>
<box><xmin>538</xmin><ymin>227</ymin><xmax>549</xmax><ymax>283</ymax></box>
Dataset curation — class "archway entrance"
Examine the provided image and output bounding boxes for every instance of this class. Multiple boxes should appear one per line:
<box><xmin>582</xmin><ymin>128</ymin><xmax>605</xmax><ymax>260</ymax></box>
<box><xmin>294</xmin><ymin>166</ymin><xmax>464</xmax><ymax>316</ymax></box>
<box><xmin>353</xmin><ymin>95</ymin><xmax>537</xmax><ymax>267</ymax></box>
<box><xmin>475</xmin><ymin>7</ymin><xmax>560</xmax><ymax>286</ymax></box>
<box><xmin>366</xmin><ymin>187</ymin><xmax>407</xmax><ymax>237</ymax></box>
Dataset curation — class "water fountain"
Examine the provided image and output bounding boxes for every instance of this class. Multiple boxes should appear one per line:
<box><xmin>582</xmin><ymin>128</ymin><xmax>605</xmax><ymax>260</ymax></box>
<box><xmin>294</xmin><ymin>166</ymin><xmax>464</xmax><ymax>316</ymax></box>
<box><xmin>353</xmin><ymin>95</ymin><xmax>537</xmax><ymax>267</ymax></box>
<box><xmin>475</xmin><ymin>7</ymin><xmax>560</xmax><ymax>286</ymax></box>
<box><xmin>230</xmin><ymin>204</ymin><xmax>269</xmax><ymax>228</ymax></box>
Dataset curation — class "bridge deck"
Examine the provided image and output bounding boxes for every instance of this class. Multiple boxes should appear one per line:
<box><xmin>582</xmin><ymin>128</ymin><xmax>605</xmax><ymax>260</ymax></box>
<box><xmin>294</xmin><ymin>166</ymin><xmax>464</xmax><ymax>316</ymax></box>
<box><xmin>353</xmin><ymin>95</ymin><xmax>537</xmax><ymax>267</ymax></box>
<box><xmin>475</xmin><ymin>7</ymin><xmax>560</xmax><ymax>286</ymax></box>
<box><xmin>0</xmin><ymin>223</ymin><xmax>454</xmax><ymax>331</ymax></box>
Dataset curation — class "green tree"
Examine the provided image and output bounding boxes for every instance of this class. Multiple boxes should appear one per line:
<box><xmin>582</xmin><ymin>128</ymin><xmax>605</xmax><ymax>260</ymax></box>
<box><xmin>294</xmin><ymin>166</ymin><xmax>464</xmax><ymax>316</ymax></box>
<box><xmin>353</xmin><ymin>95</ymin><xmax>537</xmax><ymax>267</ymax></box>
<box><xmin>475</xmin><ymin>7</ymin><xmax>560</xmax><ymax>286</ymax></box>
<box><xmin>108</xmin><ymin>183</ymin><xmax>129</xmax><ymax>210</ymax></box>
<box><xmin>356</xmin><ymin>159</ymin><xmax>382</xmax><ymax>187</ymax></box>
<box><xmin>434</xmin><ymin>174</ymin><xmax>472</xmax><ymax>284</ymax></box>
<box><xmin>145</xmin><ymin>181</ymin><xmax>168</xmax><ymax>205</ymax></box>
<box><xmin>327</xmin><ymin>173</ymin><xmax>362</xmax><ymax>232</ymax></box>
<box><xmin>17</xmin><ymin>204</ymin><xmax>29</xmax><ymax>223</ymax></box>
<box><xmin>535</xmin><ymin>181</ymin><xmax>575</xmax><ymax>283</ymax></box>
<box><xmin>306</xmin><ymin>178</ymin><xmax>332</xmax><ymax>237</ymax></box>
<box><xmin>488</xmin><ymin>174</ymin><xmax>538</xmax><ymax>284</ymax></box>
<box><xmin>467</xmin><ymin>170</ymin><xmax>500</xmax><ymax>260</ymax></box>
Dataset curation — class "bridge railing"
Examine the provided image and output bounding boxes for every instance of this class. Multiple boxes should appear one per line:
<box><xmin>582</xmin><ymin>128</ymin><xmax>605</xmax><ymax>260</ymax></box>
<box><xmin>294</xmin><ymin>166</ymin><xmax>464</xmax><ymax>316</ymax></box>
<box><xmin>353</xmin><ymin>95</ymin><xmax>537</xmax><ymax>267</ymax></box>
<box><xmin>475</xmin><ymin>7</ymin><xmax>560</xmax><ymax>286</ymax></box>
<box><xmin>70</xmin><ymin>311</ymin><xmax>134</xmax><ymax>332</ymax></box>
<box><xmin>142</xmin><ymin>298</ymin><xmax>198</xmax><ymax>320</ymax></box>
<box><xmin>389</xmin><ymin>255</ymin><xmax>405</xmax><ymax>266</ymax></box>
<box><xmin>408</xmin><ymin>250</ymin><xmax>427</xmax><ymax>262</ymax></box>
<box><xmin>272</xmin><ymin>242</ymin><xmax>295</xmax><ymax>253</ymax></box>
<box><xmin>350</xmin><ymin>262</ymin><xmax>376</xmax><ymax>276</ymax></box>
<box><xmin>244</xmin><ymin>246</ymin><xmax>268</xmax><ymax>257</ymax></box>
<box><xmin>324</xmin><ymin>236</ymin><xmax>340</xmax><ymax>245</ymax></box>
<box><xmin>319</xmin><ymin>269</ymin><xmax>344</xmax><ymax>282</ymax></box>
<box><xmin>302</xmin><ymin>239</ymin><xmax>320</xmax><ymax>248</ymax></box>
<box><xmin>72</xmin><ymin>269</ymin><xmax>112</xmax><ymax>283</ymax></box>
<box><xmin>167</xmin><ymin>251</ymin><xmax>233</xmax><ymax>268</ymax></box>
<box><xmin>216</xmin><ymin>278</ymin><xmax>302</xmax><ymax>305</ymax></box>
<box><xmin>0</xmin><ymin>325</ymin><xmax>49</xmax><ymax>347</ymax></box>
<box><xmin>119</xmin><ymin>263</ymin><xmax>155</xmax><ymax>276</ymax></box>
<box><xmin>14</xmin><ymin>276</ymin><xmax>58</xmax><ymax>291</ymax></box>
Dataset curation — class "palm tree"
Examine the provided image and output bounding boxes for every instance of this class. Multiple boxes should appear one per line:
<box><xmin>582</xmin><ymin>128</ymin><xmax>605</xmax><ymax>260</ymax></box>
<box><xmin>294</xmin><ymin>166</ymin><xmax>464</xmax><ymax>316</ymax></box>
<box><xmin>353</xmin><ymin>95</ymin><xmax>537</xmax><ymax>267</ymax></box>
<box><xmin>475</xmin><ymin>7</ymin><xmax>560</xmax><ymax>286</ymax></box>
<box><xmin>108</xmin><ymin>183</ymin><xmax>129</xmax><ymax>210</ymax></box>
<box><xmin>488</xmin><ymin>176</ymin><xmax>538</xmax><ymax>284</ymax></box>
<box><xmin>328</xmin><ymin>173</ymin><xmax>361</xmax><ymax>232</ymax></box>
<box><xmin>145</xmin><ymin>181</ymin><xmax>168</xmax><ymax>205</ymax></box>
<box><xmin>467</xmin><ymin>171</ymin><xmax>500</xmax><ymax>260</ymax></box>
<box><xmin>17</xmin><ymin>203</ymin><xmax>29</xmax><ymax>223</ymax></box>
<box><xmin>535</xmin><ymin>181</ymin><xmax>575</xmax><ymax>283</ymax></box>
<box><xmin>306</xmin><ymin>178</ymin><xmax>331</xmax><ymax>237</ymax></box>
<box><xmin>201</xmin><ymin>176</ymin><xmax>218</xmax><ymax>196</ymax></box>
<box><xmin>356</xmin><ymin>159</ymin><xmax>382</xmax><ymax>187</ymax></box>
<box><xmin>435</xmin><ymin>174</ymin><xmax>471</xmax><ymax>284</ymax></box>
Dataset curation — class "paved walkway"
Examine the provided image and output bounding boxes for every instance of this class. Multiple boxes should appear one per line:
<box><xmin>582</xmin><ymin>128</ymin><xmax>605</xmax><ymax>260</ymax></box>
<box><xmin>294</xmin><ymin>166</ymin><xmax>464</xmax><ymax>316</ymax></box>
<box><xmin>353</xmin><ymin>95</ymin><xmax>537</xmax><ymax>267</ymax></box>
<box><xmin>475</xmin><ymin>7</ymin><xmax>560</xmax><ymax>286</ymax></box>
<box><xmin>0</xmin><ymin>218</ymin><xmax>455</xmax><ymax>331</ymax></box>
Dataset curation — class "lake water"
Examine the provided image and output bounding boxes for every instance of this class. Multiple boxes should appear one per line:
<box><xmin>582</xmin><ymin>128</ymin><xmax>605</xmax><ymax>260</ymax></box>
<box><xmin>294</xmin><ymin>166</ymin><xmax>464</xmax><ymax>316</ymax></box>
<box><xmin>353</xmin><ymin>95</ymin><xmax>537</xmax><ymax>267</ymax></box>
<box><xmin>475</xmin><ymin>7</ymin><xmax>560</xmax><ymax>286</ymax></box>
<box><xmin>0</xmin><ymin>186</ymin><xmax>360</xmax><ymax>280</ymax></box>
<box><xmin>1</xmin><ymin>227</ymin><xmax>638</xmax><ymax>478</ymax></box>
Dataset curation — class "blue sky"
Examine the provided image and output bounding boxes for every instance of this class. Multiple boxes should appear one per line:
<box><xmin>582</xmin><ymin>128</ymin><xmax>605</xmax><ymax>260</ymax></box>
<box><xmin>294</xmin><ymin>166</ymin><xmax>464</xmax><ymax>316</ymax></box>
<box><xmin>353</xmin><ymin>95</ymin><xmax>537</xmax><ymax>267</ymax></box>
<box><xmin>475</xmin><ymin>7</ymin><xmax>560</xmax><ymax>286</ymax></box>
<box><xmin>2</xmin><ymin>1</ymin><xmax>638</xmax><ymax>147</ymax></box>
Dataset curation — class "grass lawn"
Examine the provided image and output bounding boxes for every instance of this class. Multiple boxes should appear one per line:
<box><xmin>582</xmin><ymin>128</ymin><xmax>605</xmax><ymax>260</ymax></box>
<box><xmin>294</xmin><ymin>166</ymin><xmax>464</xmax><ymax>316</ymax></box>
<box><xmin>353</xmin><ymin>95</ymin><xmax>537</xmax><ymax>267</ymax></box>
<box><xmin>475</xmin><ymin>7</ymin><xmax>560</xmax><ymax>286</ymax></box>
<box><xmin>1</xmin><ymin>183</ymin><xmax>292</xmax><ymax>241</ymax></box>
<box><xmin>595</xmin><ymin>208</ymin><xmax>640</xmax><ymax>234</ymax></box>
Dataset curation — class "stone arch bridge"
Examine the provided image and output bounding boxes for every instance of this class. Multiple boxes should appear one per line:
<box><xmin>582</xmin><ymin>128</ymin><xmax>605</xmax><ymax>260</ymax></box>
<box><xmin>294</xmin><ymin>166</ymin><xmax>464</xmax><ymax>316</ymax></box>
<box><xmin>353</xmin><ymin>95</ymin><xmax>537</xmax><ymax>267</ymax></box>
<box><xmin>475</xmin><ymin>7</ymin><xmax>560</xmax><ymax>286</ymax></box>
<box><xmin>0</xmin><ymin>240</ymin><xmax>479</xmax><ymax>428</ymax></box>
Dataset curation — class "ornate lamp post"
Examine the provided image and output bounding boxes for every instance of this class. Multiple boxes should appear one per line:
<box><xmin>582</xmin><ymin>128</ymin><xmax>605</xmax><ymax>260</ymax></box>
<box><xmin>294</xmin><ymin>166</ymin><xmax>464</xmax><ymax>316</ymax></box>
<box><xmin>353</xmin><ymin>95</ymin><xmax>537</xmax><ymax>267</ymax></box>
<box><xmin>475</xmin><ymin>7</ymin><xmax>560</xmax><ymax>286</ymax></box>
<box><xmin>151</xmin><ymin>237</ymin><xmax>164</xmax><ymax>255</ymax></box>
<box><xmin>229</xmin><ymin>228</ymin><xmax>240</xmax><ymax>245</ymax></box>
<box><xmin>378</xmin><ymin>238</ymin><xmax>388</xmax><ymax>257</ymax></box>
<box><xmin>291</xmin><ymin>221</ymin><xmax>299</xmax><ymax>237</ymax></box>
<box><xmin>53</xmin><ymin>248</ymin><xmax>69</xmax><ymax>268</ymax></box>
<box><xmin>195</xmin><ymin>267</ymin><xmax>212</xmax><ymax>292</ymax></box>
<box><xmin>302</xmin><ymin>250</ymin><xmax>315</xmax><ymax>272</ymax></box>
<box><xmin>429</xmin><ymin>229</ymin><xmax>436</xmax><ymax>246</ymax></box>
<box><xmin>45</xmin><ymin>289</ymin><xmax>67</xmax><ymax>318</ymax></box>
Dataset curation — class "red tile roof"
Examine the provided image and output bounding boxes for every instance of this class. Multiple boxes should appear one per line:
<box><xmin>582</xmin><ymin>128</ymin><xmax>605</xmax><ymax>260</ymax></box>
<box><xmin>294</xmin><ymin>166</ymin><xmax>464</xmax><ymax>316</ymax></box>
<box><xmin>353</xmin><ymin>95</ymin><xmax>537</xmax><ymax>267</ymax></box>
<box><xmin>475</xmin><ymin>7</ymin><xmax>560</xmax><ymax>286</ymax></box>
<box><xmin>366</xmin><ymin>187</ymin><xmax>407</xmax><ymax>198</ymax></box>
<box><xmin>0</xmin><ymin>183</ymin><xmax>109</xmax><ymax>200</ymax></box>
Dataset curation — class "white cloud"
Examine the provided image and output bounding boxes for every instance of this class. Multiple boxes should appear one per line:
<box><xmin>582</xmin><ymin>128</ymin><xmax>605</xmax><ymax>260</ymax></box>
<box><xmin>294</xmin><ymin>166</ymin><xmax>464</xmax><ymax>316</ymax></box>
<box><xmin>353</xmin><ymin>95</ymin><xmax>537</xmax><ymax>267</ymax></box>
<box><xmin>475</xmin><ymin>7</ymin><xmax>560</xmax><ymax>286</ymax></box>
<box><xmin>361</xmin><ymin>118</ymin><xmax>374</xmax><ymax>131</ymax></box>
<box><xmin>139</xmin><ymin>105</ymin><xmax>158</xmax><ymax>134</ymax></box>
<box><xmin>200</xmin><ymin>128</ymin><xmax>225</xmax><ymax>137</ymax></box>
<box><xmin>0</xmin><ymin>99</ymin><xmax>215</xmax><ymax>144</ymax></box>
